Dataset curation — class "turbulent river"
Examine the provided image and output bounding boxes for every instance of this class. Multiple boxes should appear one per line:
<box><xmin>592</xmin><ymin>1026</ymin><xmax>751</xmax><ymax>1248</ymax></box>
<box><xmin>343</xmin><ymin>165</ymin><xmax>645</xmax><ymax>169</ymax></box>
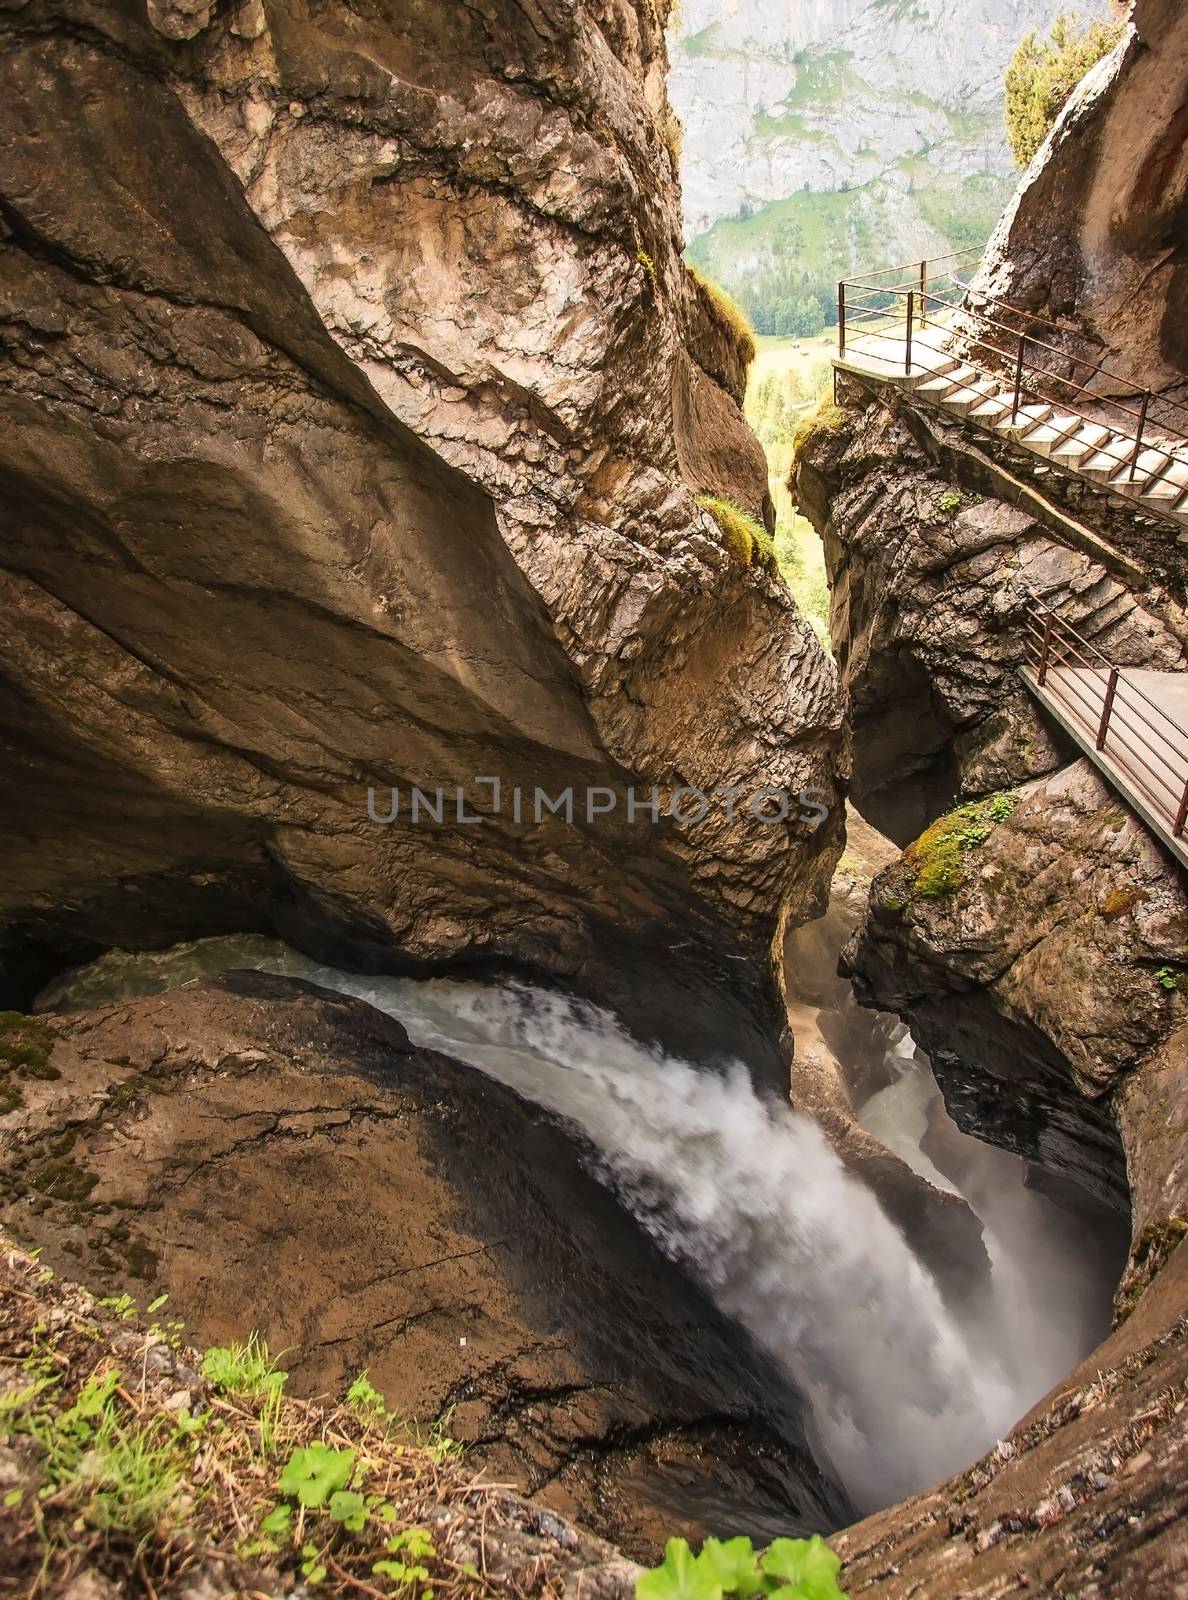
<box><xmin>38</xmin><ymin>934</ymin><xmax>1117</xmax><ymax>1515</ymax></box>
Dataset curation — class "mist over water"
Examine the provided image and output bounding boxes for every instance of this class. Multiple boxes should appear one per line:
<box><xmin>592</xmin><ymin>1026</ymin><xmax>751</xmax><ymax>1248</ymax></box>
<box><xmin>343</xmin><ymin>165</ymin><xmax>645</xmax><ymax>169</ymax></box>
<box><xmin>36</xmin><ymin>935</ymin><xmax>1095</xmax><ymax>1513</ymax></box>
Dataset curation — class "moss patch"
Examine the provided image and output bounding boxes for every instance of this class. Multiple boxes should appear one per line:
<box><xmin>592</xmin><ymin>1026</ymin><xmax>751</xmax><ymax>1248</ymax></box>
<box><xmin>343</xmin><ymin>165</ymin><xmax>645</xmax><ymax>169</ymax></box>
<box><xmin>1097</xmin><ymin>887</ymin><xmax>1147</xmax><ymax>923</ymax></box>
<box><xmin>685</xmin><ymin>263</ymin><xmax>756</xmax><ymax>367</ymax></box>
<box><xmin>697</xmin><ymin>493</ymin><xmax>775</xmax><ymax>570</ymax></box>
<box><xmin>1114</xmin><ymin>1217</ymin><xmax>1188</xmax><ymax>1326</ymax></box>
<box><xmin>791</xmin><ymin>398</ymin><xmax>847</xmax><ymax>461</ymax></box>
<box><xmin>0</xmin><ymin>1012</ymin><xmax>60</xmax><ymax>1100</ymax></box>
<box><xmin>878</xmin><ymin>792</ymin><xmax>1018</xmax><ymax>909</ymax></box>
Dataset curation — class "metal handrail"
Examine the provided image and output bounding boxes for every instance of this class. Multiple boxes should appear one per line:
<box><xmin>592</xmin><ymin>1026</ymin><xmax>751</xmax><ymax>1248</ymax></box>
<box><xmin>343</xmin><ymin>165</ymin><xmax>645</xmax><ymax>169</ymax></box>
<box><xmin>1022</xmin><ymin>600</ymin><xmax>1188</xmax><ymax>838</ymax></box>
<box><xmin>837</xmin><ymin>291</ymin><xmax>1188</xmax><ymax>489</ymax></box>
<box><xmin>960</xmin><ymin>281</ymin><xmax>1188</xmax><ymax>430</ymax></box>
<box><xmin>840</xmin><ymin>266</ymin><xmax>1188</xmax><ymax>445</ymax></box>
<box><xmin>840</xmin><ymin>319</ymin><xmax>1161</xmax><ymax>481</ymax></box>
<box><xmin>842</xmin><ymin>247</ymin><xmax>981</xmax><ymax>287</ymax></box>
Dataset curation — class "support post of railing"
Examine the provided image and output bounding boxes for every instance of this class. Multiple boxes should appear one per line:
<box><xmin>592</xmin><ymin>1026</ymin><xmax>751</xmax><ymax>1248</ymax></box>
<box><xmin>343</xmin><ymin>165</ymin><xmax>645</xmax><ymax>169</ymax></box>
<box><xmin>905</xmin><ymin>291</ymin><xmax>915</xmax><ymax>377</ymax></box>
<box><xmin>919</xmin><ymin>260</ymin><xmax>927</xmax><ymax>330</ymax></box>
<box><xmin>1176</xmin><ymin>777</ymin><xmax>1188</xmax><ymax>839</ymax></box>
<box><xmin>1129</xmin><ymin>389</ymin><xmax>1150</xmax><ymax>482</ymax></box>
<box><xmin>1011</xmin><ymin>334</ymin><xmax>1026</xmax><ymax>425</ymax></box>
<box><xmin>1097</xmin><ymin>668</ymin><xmax>1119</xmax><ymax>749</ymax></box>
<box><xmin>1037</xmin><ymin>613</ymin><xmax>1054</xmax><ymax>686</ymax></box>
<box><xmin>838</xmin><ymin>281</ymin><xmax>846</xmax><ymax>360</ymax></box>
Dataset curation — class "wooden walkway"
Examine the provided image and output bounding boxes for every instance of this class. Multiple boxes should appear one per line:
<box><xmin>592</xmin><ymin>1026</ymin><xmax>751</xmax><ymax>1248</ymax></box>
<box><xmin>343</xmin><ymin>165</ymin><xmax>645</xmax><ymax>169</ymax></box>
<box><xmin>1019</xmin><ymin>608</ymin><xmax>1188</xmax><ymax>871</ymax></box>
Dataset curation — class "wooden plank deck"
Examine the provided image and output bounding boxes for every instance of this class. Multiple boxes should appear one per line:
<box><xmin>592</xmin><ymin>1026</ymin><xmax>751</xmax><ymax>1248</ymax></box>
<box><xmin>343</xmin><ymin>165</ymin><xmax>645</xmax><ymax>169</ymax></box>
<box><xmin>1020</xmin><ymin>663</ymin><xmax>1188</xmax><ymax>871</ymax></box>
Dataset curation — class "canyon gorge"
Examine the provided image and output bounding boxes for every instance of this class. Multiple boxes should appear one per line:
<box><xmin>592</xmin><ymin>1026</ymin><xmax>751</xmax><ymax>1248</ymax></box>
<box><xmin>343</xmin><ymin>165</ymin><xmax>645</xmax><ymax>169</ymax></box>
<box><xmin>1</xmin><ymin>1</ymin><xmax>1187</xmax><ymax>1598</ymax></box>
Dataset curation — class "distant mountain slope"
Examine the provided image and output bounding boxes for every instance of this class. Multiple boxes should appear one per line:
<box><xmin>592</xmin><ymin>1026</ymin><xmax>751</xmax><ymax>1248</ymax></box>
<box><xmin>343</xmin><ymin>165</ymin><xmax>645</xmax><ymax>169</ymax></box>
<box><xmin>669</xmin><ymin>0</ymin><xmax>1112</xmax><ymax>332</ymax></box>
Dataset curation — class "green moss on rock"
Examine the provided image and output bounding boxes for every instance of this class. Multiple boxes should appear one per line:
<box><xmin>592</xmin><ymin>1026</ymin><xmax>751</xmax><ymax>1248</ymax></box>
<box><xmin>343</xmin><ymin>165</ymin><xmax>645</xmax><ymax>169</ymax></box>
<box><xmin>697</xmin><ymin>493</ymin><xmax>775</xmax><ymax>570</ymax></box>
<box><xmin>792</xmin><ymin>398</ymin><xmax>847</xmax><ymax>461</ymax></box>
<box><xmin>1115</xmin><ymin>1217</ymin><xmax>1188</xmax><ymax>1326</ymax></box>
<box><xmin>906</xmin><ymin>792</ymin><xmax>1018</xmax><ymax>898</ymax></box>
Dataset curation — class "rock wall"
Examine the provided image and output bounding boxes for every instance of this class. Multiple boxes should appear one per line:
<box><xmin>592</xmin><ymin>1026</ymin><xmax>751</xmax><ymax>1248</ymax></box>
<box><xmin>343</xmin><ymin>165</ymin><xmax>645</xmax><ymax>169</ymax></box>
<box><xmin>0</xmin><ymin>0</ymin><xmax>843</xmax><ymax>1058</ymax></box>
<box><xmin>794</xmin><ymin>388</ymin><xmax>1186</xmax><ymax>844</ymax></box>
<box><xmin>969</xmin><ymin>0</ymin><xmax>1188</xmax><ymax>406</ymax></box>
<box><xmin>793</xmin><ymin>381</ymin><xmax>1188</xmax><ymax>1232</ymax></box>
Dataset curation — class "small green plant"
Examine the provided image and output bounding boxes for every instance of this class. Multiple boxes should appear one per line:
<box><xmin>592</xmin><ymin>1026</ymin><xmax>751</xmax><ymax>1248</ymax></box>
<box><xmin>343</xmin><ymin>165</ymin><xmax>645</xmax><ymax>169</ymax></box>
<box><xmin>374</xmin><ymin>1524</ymin><xmax>437</xmax><ymax>1586</ymax></box>
<box><xmin>277</xmin><ymin>1441</ymin><xmax>357</xmax><ymax>1507</ymax></box>
<box><xmin>637</xmin><ymin>249</ymin><xmax>657</xmax><ymax>279</ymax></box>
<box><xmin>346</xmin><ymin>1371</ymin><xmax>389</xmax><ymax>1418</ymax></box>
<box><xmin>636</xmin><ymin>1534</ymin><xmax>847</xmax><ymax>1600</ymax></box>
<box><xmin>1154</xmin><ymin>965</ymin><xmax>1186</xmax><ymax>994</ymax></box>
<box><xmin>201</xmin><ymin>1333</ymin><xmax>288</xmax><ymax>1398</ymax></box>
<box><xmin>936</xmin><ymin>489</ymin><xmax>962</xmax><ymax>513</ymax></box>
<box><xmin>203</xmin><ymin>1334</ymin><xmax>287</xmax><ymax>1451</ymax></box>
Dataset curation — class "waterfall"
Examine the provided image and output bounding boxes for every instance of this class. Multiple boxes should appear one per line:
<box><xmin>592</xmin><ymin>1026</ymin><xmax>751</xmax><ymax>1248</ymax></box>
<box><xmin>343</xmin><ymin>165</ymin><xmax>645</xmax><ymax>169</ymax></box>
<box><xmin>40</xmin><ymin>938</ymin><xmax>1032</xmax><ymax>1512</ymax></box>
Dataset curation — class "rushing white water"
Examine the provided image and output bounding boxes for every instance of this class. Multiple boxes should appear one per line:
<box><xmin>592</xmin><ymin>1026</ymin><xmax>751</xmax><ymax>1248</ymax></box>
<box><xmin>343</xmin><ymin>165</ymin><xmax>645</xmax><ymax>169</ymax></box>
<box><xmin>39</xmin><ymin>936</ymin><xmax>1029</xmax><ymax>1512</ymax></box>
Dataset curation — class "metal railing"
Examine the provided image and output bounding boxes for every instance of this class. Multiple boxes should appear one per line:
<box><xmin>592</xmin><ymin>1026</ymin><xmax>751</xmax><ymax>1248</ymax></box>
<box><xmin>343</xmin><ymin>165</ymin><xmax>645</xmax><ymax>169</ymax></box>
<box><xmin>836</xmin><ymin>257</ymin><xmax>1188</xmax><ymax>496</ymax></box>
<box><xmin>1021</xmin><ymin>600</ymin><xmax>1188</xmax><ymax>841</ymax></box>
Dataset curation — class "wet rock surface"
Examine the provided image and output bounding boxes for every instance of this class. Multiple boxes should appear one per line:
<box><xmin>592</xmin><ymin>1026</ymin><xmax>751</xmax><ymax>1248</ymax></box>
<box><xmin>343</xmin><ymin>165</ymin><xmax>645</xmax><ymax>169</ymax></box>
<box><xmin>0</xmin><ymin>973</ymin><xmax>847</xmax><ymax>1558</ymax></box>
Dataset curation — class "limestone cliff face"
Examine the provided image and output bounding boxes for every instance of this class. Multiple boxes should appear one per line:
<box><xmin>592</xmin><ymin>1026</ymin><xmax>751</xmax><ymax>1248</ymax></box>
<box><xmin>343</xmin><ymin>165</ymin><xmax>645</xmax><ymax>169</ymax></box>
<box><xmin>0</xmin><ymin>0</ymin><xmax>842</xmax><ymax>1053</ymax></box>
<box><xmin>970</xmin><ymin>0</ymin><xmax>1188</xmax><ymax>404</ymax></box>
<box><xmin>671</xmin><ymin>0</ymin><xmax>1110</xmax><ymax>221</ymax></box>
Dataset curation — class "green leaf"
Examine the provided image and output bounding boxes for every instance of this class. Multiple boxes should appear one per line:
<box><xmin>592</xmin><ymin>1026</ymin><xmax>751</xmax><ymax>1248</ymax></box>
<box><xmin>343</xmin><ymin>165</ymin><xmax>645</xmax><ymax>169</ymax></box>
<box><xmin>278</xmin><ymin>1442</ymin><xmax>356</xmax><ymax>1507</ymax></box>
<box><xmin>760</xmin><ymin>1536</ymin><xmax>846</xmax><ymax>1600</ymax></box>
<box><xmin>346</xmin><ymin>1371</ymin><xmax>388</xmax><ymax>1414</ymax></box>
<box><xmin>147</xmin><ymin>1293</ymin><xmax>169</xmax><ymax>1314</ymax></box>
<box><xmin>260</xmin><ymin>1504</ymin><xmax>292</xmax><ymax>1536</ymax></box>
<box><xmin>329</xmin><ymin>1489</ymin><xmax>368</xmax><ymax>1530</ymax></box>
<box><xmin>636</xmin><ymin>1538</ymin><xmax>723</xmax><ymax>1600</ymax></box>
<box><xmin>385</xmin><ymin>1527</ymin><xmax>435</xmax><ymax>1559</ymax></box>
<box><xmin>374</xmin><ymin>1560</ymin><xmax>431</xmax><ymax>1584</ymax></box>
<box><xmin>699</xmin><ymin>1538</ymin><xmax>764</xmax><ymax>1597</ymax></box>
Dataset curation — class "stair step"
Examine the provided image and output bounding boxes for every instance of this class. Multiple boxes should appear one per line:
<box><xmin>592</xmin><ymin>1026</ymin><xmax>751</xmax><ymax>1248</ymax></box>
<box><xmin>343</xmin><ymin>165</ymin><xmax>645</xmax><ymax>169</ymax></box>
<box><xmin>902</xmin><ymin>355</ymin><xmax>962</xmax><ymax>390</ymax></box>
<box><xmin>967</xmin><ymin>394</ymin><xmax>1011</xmax><ymax>421</ymax></box>
<box><xmin>912</xmin><ymin>363</ymin><xmax>978</xmax><ymax>398</ymax></box>
<box><xmin>1024</xmin><ymin>418</ymin><xmax>1080</xmax><ymax>457</ymax></box>
<box><xmin>937</xmin><ymin>382</ymin><xmax>999</xmax><ymax>418</ymax></box>
<box><xmin>997</xmin><ymin>402</ymin><xmax>1054</xmax><ymax>440</ymax></box>
<box><xmin>1050</xmin><ymin>422</ymin><xmax>1113</xmax><ymax>467</ymax></box>
<box><xmin>1082</xmin><ymin>442</ymin><xmax>1132</xmax><ymax>481</ymax></box>
<box><xmin>1113</xmin><ymin>447</ymin><xmax>1180</xmax><ymax>497</ymax></box>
